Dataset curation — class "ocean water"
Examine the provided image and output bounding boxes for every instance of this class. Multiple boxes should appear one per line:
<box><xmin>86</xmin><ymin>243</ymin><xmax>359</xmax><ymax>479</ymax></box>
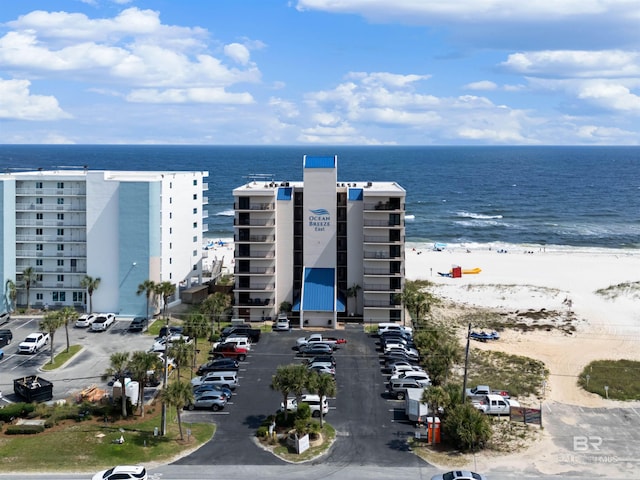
<box><xmin>1</xmin><ymin>145</ymin><xmax>639</xmax><ymax>249</ymax></box>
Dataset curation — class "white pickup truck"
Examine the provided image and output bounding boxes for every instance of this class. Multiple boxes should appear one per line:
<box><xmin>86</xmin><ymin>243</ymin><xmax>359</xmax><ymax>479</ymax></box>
<box><xmin>473</xmin><ymin>394</ymin><xmax>520</xmax><ymax>415</ymax></box>
<box><xmin>465</xmin><ymin>384</ymin><xmax>510</xmax><ymax>399</ymax></box>
<box><xmin>18</xmin><ymin>332</ymin><xmax>50</xmax><ymax>354</ymax></box>
<box><xmin>296</xmin><ymin>333</ymin><xmax>347</xmax><ymax>349</ymax></box>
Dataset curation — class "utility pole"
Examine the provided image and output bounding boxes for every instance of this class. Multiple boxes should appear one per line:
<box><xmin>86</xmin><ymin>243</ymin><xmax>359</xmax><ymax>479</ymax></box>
<box><xmin>461</xmin><ymin>322</ymin><xmax>471</xmax><ymax>403</ymax></box>
<box><xmin>160</xmin><ymin>316</ymin><xmax>169</xmax><ymax>436</ymax></box>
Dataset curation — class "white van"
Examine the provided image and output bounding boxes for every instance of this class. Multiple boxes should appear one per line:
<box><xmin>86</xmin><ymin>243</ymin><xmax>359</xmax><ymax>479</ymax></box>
<box><xmin>377</xmin><ymin>323</ymin><xmax>413</xmax><ymax>336</ymax></box>
<box><xmin>280</xmin><ymin>394</ymin><xmax>329</xmax><ymax>417</ymax></box>
<box><xmin>191</xmin><ymin>371</ymin><xmax>239</xmax><ymax>390</ymax></box>
<box><xmin>223</xmin><ymin>335</ymin><xmax>252</xmax><ymax>351</ymax></box>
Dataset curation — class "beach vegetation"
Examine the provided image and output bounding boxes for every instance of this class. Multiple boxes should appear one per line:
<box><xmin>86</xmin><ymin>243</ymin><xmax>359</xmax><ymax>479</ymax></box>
<box><xmin>442</xmin><ymin>402</ymin><xmax>492</xmax><ymax>452</ymax></box>
<box><xmin>595</xmin><ymin>281</ymin><xmax>640</xmax><ymax>300</ymax></box>
<box><xmin>579</xmin><ymin>359</ymin><xmax>640</xmax><ymax>400</ymax></box>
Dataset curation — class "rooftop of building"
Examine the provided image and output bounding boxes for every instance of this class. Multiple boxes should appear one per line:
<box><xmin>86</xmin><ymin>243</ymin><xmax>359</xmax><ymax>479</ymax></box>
<box><xmin>233</xmin><ymin>179</ymin><xmax>405</xmax><ymax>194</ymax></box>
<box><xmin>0</xmin><ymin>169</ymin><xmax>208</xmax><ymax>181</ymax></box>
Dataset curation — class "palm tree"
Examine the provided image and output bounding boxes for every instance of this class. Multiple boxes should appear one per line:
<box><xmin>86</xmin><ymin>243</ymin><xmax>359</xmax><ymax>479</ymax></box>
<box><xmin>80</xmin><ymin>275</ymin><xmax>101</xmax><ymax>314</ymax></box>
<box><xmin>5</xmin><ymin>279</ymin><xmax>17</xmax><ymax>312</ymax></box>
<box><xmin>40</xmin><ymin>311</ymin><xmax>64</xmax><ymax>365</ymax></box>
<box><xmin>347</xmin><ymin>283</ymin><xmax>361</xmax><ymax>316</ymax></box>
<box><xmin>21</xmin><ymin>267</ymin><xmax>36</xmax><ymax>310</ymax></box>
<box><xmin>271</xmin><ymin>364</ymin><xmax>295</xmax><ymax>421</ymax></box>
<box><xmin>168</xmin><ymin>338</ymin><xmax>194</xmax><ymax>380</ymax></box>
<box><xmin>58</xmin><ymin>306</ymin><xmax>76</xmax><ymax>353</ymax></box>
<box><xmin>128</xmin><ymin>351</ymin><xmax>161</xmax><ymax>417</ymax></box>
<box><xmin>160</xmin><ymin>380</ymin><xmax>194</xmax><ymax>440</ymax></box>
<box><xmin>183</xmin><ymin>314</ymin><xmax>211</xmax><ymax>370</ymax></box>
<box><xmin>422</xmin><ymin>386</ymin><xmax>449</xmax><ymax>446</ymax></box>
<box><xmin>289</xmin><ymin>363</ymin><xmax>310</xmax><ymax>404</ymax></box>
<box><xmin>136</xmin><ymin>279</ymin><xmax>157</xmax><ymax>321</ymax></box>
<box><xmin>155</xmin><ymin>281</ymin><xmax>176</xmax><ymax>318</ymax></box>
<box><xmin>201</xmin><ymin>292</ymin><xmax>231</xmax><ymax>334</ymax></box>
<box><xmin>105</xmin><ymin>352</ymin><xmax>131</xmax><ymax>418</ymax></box>
<box><xmin>308</xmin><ymin>371</ymin><xmax>337</xmax><ymax>427</ymax></box>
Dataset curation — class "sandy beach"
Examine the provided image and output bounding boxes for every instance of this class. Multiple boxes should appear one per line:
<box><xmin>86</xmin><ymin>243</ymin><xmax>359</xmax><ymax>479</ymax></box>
<box><xmin>406</xmin><ymin>242</ymin><xmax>640</xmax><ymax>406</ymax></box>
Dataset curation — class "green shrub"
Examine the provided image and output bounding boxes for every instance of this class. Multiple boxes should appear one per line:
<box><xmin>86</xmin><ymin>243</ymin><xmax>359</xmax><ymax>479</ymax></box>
<box><xmin>0</xmin><ymin>403</ymin><xmax>36</xmax><ymax>422</ymax></box>
<box><xmin>5</xmin><ymin>424</ymin><xmax>45</xmax><ymax>435</ymax></box>
<box><xmin>295</xmin><ymin>402</ymin><xmax>311</xmax><ymax>420</ymax></box>
<box><xmin>256</xmin><ymin>426</ymin><xmax>269</xmax><ymax>438</ymax></box>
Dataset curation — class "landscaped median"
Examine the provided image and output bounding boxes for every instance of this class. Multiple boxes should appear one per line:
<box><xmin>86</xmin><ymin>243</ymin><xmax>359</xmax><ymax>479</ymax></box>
<box><xmin>41</xmin><ymin>344</ymin><xmax>83</xmax><ymax>371</ymax></box>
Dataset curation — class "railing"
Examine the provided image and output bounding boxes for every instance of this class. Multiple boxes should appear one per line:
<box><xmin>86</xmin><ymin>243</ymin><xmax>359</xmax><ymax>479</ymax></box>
<box><xmin>363</xmin><ymin>202</ymin><xmax>404</xmax><ymax>211</ymax></box>
<box><xmin>235</xmin><ymin>202</ymin><xmax>275</xmax><ymax>211</ymax></box>
<box><xmin>234</xmin><ymin>218</ymin><xmax>276</xmax><ymax>226</ymax></box>
<box><xmin>16</xmin><ymin>187</ymin><xmax>86</xmax><ymax>196</ymax></box>
<box><xmin>363</xmin><ymin>283</ymin><xmax>399</xmax><ymax>291</ymax></box>
<box><xmin>16</xmin><ymin>250</ymin><xmax>87</xmax><ymax>258</ymax></box>
<box><xmin>364</xmin><ymin>235</ymin><xmax>404</xmax><ymax>243</ymax></box>
<box><xmin>235</xmin><ymin>235</ymin><xmax>275</xmax><ymax>243</ymax></box>
<box><xmin>235</xmin><ymin>251</ymin><xmax>275</xmax><ymax>259</ymax></box>
<box><xmin>234</xmin><ymin>283</ymin><xmax>275</xmax><ymax>291</ymax></box>
<box><xmin>15</xmin><ymin>204</ymin><xmax>86</xmax><ymax>212</ymax></box>
<box><xmin>363</xmin><ymin>268</ymin><xmax>401</xmax><ymax>275</ymax></box>
<box><xmin>364</xmin><ymin>300</ymin><xmax>402</xmax><ymax>308</ymax></box>
<box><xmin>363</xmin><ymin>219</ymin><xmax>399</xmax><ymax>227</ymax></box>
<box><xmin>16</xmin><ymin>235</ymin><xmax>87</xmax><ymax>243</ymax></box>
<box><xmin>15</xmin><ymin>219</ymin><xmax>87</xmax><ymax>227</ymax></box>
<box><xmin>235</xmin><ymin>267</ymin><xmax>275</xmax><ymax>275</ymax></box>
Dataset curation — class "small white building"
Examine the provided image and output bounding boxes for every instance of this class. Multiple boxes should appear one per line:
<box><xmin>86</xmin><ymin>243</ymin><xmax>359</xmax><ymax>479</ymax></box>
<box><xmin>233</xmin><ymin>155</ymin><xmax>406</xmax><ymax>328</ymax></box>
<box><xmin>0</xmin><ymin>169</ymin><xmax>208</xmax><ymax>317</ymax></box>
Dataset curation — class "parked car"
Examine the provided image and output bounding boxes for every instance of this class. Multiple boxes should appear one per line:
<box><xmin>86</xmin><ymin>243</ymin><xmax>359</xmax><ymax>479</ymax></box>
<box><xmin>196</xmin><ymin>358</ymin><xmax>239</xmax><ymax>375</ymax></box>
<box><xmin>384</xmin><ymin>346</ymin><xmax>420</xmax><ymax>362</ymax></box>
<box><xmin>384</xmin><ymin>359</ymin><xmax>421</xmax><ymax>373</ymax></box>
<box><xmin>273</xmin><ymin>314</ymin><xmax>290</xmax><ymax>331</ymax></box>
<box><xmin>431</xmin><ymin>471</ymin><xmax>487</xmax><ymax>480</ymax></box>
<box><xmin>389</xmin><ymin>377</ymin><xmax>431</xmax><ymax>399</ymax></box>
<box><xmin>306</xmin><ymin>355</ymin><xmax>336</xmax><ymax>367</ymax></box>
<box><xmin>92</xmin><ymin>465</ymin><xmax>147</xmax><ymax>480</ymax></box>
<box><xmin>0</xmin><ymin>348</ymin><xmax>4</xmax><ymax>360</ymax></box>
<box><xmin>128</xmin><ymin>317</ymin><xmax>147</xmax><ymax>332</ymax></box>
<box><xmin>152</xmin><ymin>334</ymin><xmax>190</xmax><ymax>352</ymax></box>
<box><xmin>158</xmin><ymin>325</ymin><xmax>183</xmax><ymax>339</ymax></box>
<box><xmin>91</xmin><ymin>313</ymin><xmax>116</xmax><ymax>332</ymax></box>
<box><xmin>221</xmin><ymin>335</ymin><xmax>252</xmax><ymax>351</ymax></box>
<box><xmin>75</xmin><ymin>314</ymin><xmax>96</xmax><ymax>328</ymax></box>
<box><xmin>191</xmin><ymin>371</ymin><xmax>239</xmax><ymax>390</ymax></box>
<box><xmin>0</xmin><ymin>311</ymin><xmax>10</xmax><ymax>325</ymax></box>
<box><xmin>280</xmin><ymin>394</ymin><xmax>329</xmax><ymax>417</ymax></box>
<box><xmin>0</xmin><ymin>328</ymin><xmax>13</xmax><ymax>348</ymax></box>
<box><xmin>186</xmin><ymin>391</ymin><xmax>227</xmax><ymax>411</ymax></box>
<box><xmin>389</xmin><ymin>364</ymin><xmax>426</xmax><ymax>376</ymax></box>
<box><xmin>192</xmin><ymin>383</ymin><xmax>232</xmax><ymax>398</ymax></box>
<box><xmin>390</xmin><ymin>370</ymin><xmax>431</xmax><ymax>384</ymax></box>
<box><xmin>210</xmin><ymin>343</ymin><xmax>248</xmax><ymax>361</ymax></box>
<box><xmin>308</xmin><ymin>364</ymin><xmax>336</xmax><ymax>376</ymax></box>
<box><xmin>297</xmin><ymin>343</ymin><xmax>333</xmax><ymax>357</ymax></box>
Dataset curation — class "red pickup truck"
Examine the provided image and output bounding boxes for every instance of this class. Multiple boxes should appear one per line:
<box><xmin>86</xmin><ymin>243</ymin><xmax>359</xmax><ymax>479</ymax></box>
<box><xmin>210</xmin><ymin>343</ymin><xmax>248</xmax><ymax>361</ymax></box>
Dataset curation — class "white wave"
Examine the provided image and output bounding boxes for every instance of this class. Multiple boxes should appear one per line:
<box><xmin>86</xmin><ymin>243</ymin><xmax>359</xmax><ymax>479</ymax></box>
<box><xmin>456</xmin><ymin>211</ymin><xmax>503</xmax><ymax>220</ymax></box>
<box><xmin>406</xmin><ymin>214</ymin><xmax>415</xmax><ymax>221</ymax></box>
<box><xmin>216</xmin><ymin>209</ymin><xmax>235</xmax><ymax>216</ymax></box>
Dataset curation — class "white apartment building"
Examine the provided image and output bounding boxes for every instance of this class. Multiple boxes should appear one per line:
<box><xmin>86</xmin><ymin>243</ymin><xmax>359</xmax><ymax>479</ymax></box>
<box><xmin>233</xmin><ymin>155</ymin><xmax>406</xmax><ymax>328</ymax></box>
<box><xmin>0</xmin><ymin>169</ymin><xmax>208</xmax><ymax>317</ymax></box>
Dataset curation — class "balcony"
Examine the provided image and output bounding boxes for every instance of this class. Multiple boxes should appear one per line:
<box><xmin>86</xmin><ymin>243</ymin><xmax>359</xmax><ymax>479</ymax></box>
<box><xmin>363</xmin><ymin>201</ymin><xmax>404</xmax><ymax>211</ymax></box>
<box><xmin>364</xmin><ymin>235</ymin><xmax>404</xmax><ymax>244</ymax></box>
<box><xmin>235</xmin><ymin>202</ymin><xmax>275</xmax><ymax>211</ymax></box>
<box><xmin>364</xmin><ymin>300</ymin><xmax>403</xmax><ymax>308</ymax></box>
<box><xmin>15</xmin><ymin>203</ymin><xmax>86</xmax><ymax>213</ymax></box>
<box><xmin>234</xmin><ymin>283</ymin><xmax>275</xmax><ymax>292</ymax></box>
<box><xmin>235</xmin><ymin>234</ymin><xmax>275</xmax><ymax>243</ymax></box>
<box><xmin>15</xmin><ymin>219</ymin><xmax>87</xmax><ymax>227</ymax></box>
<box><xmin>363</xmin><ymin>283</ymin><xmax>401</xmax><ymax>292</ymax></box>
<box><xmin>16</xmin><ymin>187</ymin><xmax>86</xmax><ymax>196</ymax></box>
<box><xmin>235</xmin><ymin>250</ymin><xmax>275</xmax><ymax>259</ymax></box>
<box><xmin>234</xmin><ymin>218</ymin><xmax>275</xmax><ymax>227</ymax></box>
<box><xmin>363</xmin><ymin>268</ymin><xmax>402</xmax><ymax>276</ymax></box>
<box><xmin>234</xmin><ymin>266</ymin><xmax>275</xmax><ymax>275</ymax></box>
<box><xmin>16</xmin><ymin>235</ymin><xmax>87</xmax><ymax>243</ymax></box>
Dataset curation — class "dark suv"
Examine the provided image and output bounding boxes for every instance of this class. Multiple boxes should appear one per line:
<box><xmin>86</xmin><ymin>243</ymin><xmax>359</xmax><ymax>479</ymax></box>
<box><xmin>128</xmin><ymin>317</ymin><xmax>147</xmax><ymax>333</ymax></box>
<box><xmin>0</xmin><ymin>328</ymin><xmax>12</xmax><ymax>348</ymax></box>
<box><xmin>196</xmin><ymin>358</ymin><xmax>240</xmax><ymax>376</ymax></box>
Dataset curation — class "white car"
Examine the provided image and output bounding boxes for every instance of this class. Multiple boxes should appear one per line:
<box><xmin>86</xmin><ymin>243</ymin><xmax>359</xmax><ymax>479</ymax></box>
<box><xmin>390</xmin><ymin>364</ymin><xmax>425</xmax><ymax>376</ymax></box>
<box><xmin>92</xmin><ymin>465</ymin><xmax>147</xmax><ymax>480</ymax></box>
<box><xmin>75</xmin><ymin>314</ymin><xmax>96</xmax><ymax>328</ymax></box>
<box><xmin>91</xmin><ymin>313</ymin><xmax>116</xmax><ymax>331</ymax></box>
<box><xmin>274</xmin><ymin>314</ymin><xmax>290</xmax><ymax>331</ymax></box>
<box><xmin>390</xmin><ymin>370</ymin><xmax>431</xmax><ymax>383</ymax></box>
<box><xmin>431</xmin><ymin>471</ymin><xmax>487</xmax><ymax>480</ymax></box>
<box><xmin>280</xmin><ymin>394</ymin><xmax>329</xmax><ymax>417</ymax></box>
<box><xmin>152</xmin><ymin>334</ymin><xmax>190</xmax><ymax>352</ymax></box>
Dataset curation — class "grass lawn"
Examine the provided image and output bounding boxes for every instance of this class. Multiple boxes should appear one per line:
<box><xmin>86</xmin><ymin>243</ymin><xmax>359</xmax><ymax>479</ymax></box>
<box><xmin>41</xmin><ymin>345</ymin><xmax>83</xmax><ymax>371</ymax></box>
<box><xmin>579</xmin><ymin>359</ymin><xmax>640</xmax><ymax>400</ymax></box>
<box><xmin>0</xmin><ymin>407</ymin><xmax>214</xmax><ymax>472</ymax></box>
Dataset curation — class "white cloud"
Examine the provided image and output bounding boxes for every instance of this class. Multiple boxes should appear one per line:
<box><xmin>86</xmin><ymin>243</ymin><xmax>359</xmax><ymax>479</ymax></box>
<box><xmin>503</xmin><ymin>50</ymin><xmax>640</xmax><ymax>78</ymax></box>
<box><xmin>464</xmin><ymin>80</ymin><xmax>498</xmax><ymax>91</ymax></box>
<box><xmin>0</xmin><ymin>78</ymin><xmax>71</xmax><ymax>120</ymax></box>
<box><xmin>126</xmin><ymin>87</ymin><xmax>254</xmax><ymax>104</ymax></box>
<box><xmin>1</xmin><ymin>8</ymin><xmax>261</xmax><ymax>95</ymax></box>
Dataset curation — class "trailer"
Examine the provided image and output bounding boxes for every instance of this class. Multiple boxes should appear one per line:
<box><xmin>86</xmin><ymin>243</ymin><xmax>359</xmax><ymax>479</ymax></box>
<box><xmin>405</xmin><ymin>387</ymin><xmax>429</xmax><ymax>423</ymax></box>
<box><xmin>13</xmin><ymin>375</ymin><xmax>54</xmax><ymax>403</ymax></box>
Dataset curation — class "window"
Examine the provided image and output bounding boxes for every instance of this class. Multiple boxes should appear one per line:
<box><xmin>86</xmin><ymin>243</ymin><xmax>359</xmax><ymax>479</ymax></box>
<box><xmin>193</xmin><ymin>264</ymin><xmax>197</xmax><ymax>270</ymax></box>
<box><xmin>36</xmin><ymin>293</ymin><xmax>43</xmax><ymax>300</ymax></box>
<box><xmin>57</xmin><ymin>182</ymin><xmax>64</xmax><ymax>189</ymax></box>
<box><xmin>169</xmin><ymin>273</ymin><xmax>172</xmax><ymax>279</ymax></box>
<box><xmin>57</xmin><ymin>198</ymin><xmax>64</xmax><ymax>205</ymax></box>
<box><xmin>57</xmin><ymin>213</ymin><xmax>64</xmax><ymax>220</ymax></box>
<box><xmin>169</xmin><ymin>182</ymin><xmax>173</xmax><ymax>188</ymax></box>
<box><xmin>169</xmin><ymin>197</ymin><xmax>172</xmax><ymax>204</ymax></box>
<box><xmin>169</xmin><ymin>212</ymin><xmax>172</xmax><ymax>219</ymax></box>
<box><xmin>57</xmin><ymin>259</ymin><xmax>64</xmax><ymax>266</ymax></box>
<box><xmin>193</xmin><ymin>222</ymin><xmax>197</xmax><ymax>228</ymax></box>
<box><xmin>193</xmin><ymin>194</ymin><xmax>198</xmax><ymax>200</ymax></box>
<box><xmin>36</xmin><ymin>228</ymin><xmax>43</xmax><ymax>235</ymax></box>
<box><xmin>57</xmin><ymin>274</ymin><xmax>64</xmax><ymax>282</ymax></box>
<box><xmin>169</xmin><ymin>228</ymin><xmax>172</xmax><ymax>234</ymax></box>
<box><xmin>169</xmin><ymin>258</ymin><xmax>172</xmax><ymax>264</ymax></box>
<box><xmin>36</xmin><ymin>244</ymin><xmax>43</xmax><ymax>251</ymax></box>
<box><xmin>193</xmin><ymin>179</ymin><xmax>197</xmax><ymax>186</ymax></box>
<box><xmin>73</xmin><ymin>291</ymin><xmax>84</xmax><ymax>302</ymax></box>
<box><xmin>169</xmin><ymin>242</ymin><xmax>172</xmax><ymax>249</ymax></box>
<box><xmin>57</xmin><ymin>228</ymin><xmax>64</xmax><ymax>236</ymax></box>
<box><xmin>36</xmin><ymin>197</ymin><xmax>43</xmax><ymax>204</ymax></box>
<box><xmin>36</xmin><ymin>213</ymin><xmax>43</xmax><ymax>220</ymax></box>
<box><xmin>52</xmin><ymin>291</ymin><xmax>66</xmax><ymax>302</ymax></box>
<box><xmin>193</xmin><ymin>236</ymin><xmax>197</xmax><ymax>242</ymax></box>
<box><xmin>35</xmin><ymin>182</ymin><xmax>43</xmax><ymax>189</ymax></box>
<box><xmin>36</xmin><ymin>274</ymin><xmax>43</xmax><ymax>282</ymax></box>
<box><xmin>193</xmin><ymin>208</ymin><xmax>197</xmax><ymax>214</ymax></box>
<box><xmin>36</xmin><ymin>259</ymin><xmax>43</xmax><ymax>266</ymax></box>
<box><xmin>57</xmin><ymin>244</ymin><xmax>64</xmax><ymax>251</ymax></box>
<box><xmin>193</xmin><ymin>250</ymin><xmax>197</xmax><ymax>256</ymax></box>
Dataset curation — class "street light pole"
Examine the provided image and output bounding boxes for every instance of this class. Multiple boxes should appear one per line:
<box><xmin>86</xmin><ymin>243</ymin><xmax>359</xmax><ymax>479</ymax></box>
<box><xmin>461</xmin><ymin>323</ymin><xmax>471</xmax><ymax>403</ymax></box>
<box><xmin>160</xmin><ymin>316</ymin><xmax>169</xmax><ymax>436</ymax></box>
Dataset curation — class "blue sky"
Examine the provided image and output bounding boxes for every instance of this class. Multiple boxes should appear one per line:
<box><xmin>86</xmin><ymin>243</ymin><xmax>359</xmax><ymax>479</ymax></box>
<box><xmin>1</xmin><ymin>0</ymin><xmax>640</xmax><ymax>145</ymax></box>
